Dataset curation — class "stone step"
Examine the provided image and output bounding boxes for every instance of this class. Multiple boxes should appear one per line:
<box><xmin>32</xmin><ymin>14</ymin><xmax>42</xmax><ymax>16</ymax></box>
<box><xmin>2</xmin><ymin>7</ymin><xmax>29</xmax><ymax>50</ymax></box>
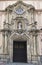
<box><xmin>0</xmin><ymin>62</ymin><xmax>41</xmax><ymax>65</ymax></box>
<box><xmin>5</xmin><ymin>63</ymin><xmax>37</xmax><ymax>65</ymax></box>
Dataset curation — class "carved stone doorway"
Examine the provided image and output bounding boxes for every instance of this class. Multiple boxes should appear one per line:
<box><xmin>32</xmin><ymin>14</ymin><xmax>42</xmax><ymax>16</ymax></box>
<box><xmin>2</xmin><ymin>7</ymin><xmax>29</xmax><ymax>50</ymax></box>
<box><xmin>13</xmin><ymin>41</ymin><xmax>27</xmax><ymax>63</ymax></box>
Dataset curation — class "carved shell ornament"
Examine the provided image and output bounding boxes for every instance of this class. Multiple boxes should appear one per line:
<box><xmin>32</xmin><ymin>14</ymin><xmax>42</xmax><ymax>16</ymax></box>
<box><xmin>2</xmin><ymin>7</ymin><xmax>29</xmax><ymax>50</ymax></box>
<box><xmin>15</xmin><ymin>7</ymin><xmax>25</xmax><ymax>15</ymax></box>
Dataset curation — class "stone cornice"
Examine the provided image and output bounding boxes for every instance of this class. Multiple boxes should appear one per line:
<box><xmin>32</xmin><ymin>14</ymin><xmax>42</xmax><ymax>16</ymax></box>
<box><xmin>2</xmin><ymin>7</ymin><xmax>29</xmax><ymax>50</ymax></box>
<box><xmin>0</xmin><ymin>9</ymin><xmax>42</xmax><ymax>12</ymax></box>
<box><xmin>0</xmin><ymin>9</ymin><xmax>42</xmax><ymax>16</ymax></box>
<box><xmin>35</xmin><ymin>9</ymin><xmax>42</xmax><ymax>12</ymax></box>
<box><xmin>0</xmin><ymin>10</ymin><xmax>5</xmax><ymax>12</ymax></box>
<box><xmin>0</xmin><ymin>0</ymin><xmax>42</xmax><ymax>1</ymax></box>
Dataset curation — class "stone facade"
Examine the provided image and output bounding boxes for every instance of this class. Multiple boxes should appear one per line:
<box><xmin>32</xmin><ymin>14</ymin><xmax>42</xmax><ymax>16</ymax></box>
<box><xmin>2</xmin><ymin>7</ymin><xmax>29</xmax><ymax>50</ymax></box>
<box><xmin>0</xmin><ymin>0</ymin><xmax>42</xmax><ymax>64</ymax></box>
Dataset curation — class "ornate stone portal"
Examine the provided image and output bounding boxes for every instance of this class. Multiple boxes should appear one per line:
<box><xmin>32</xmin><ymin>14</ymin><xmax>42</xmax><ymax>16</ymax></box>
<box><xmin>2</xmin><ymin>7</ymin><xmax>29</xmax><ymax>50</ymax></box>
<box><xmin>1</xmin><ymin>0</ymin><xmax>39</xmax><ymax>63</ymax></box>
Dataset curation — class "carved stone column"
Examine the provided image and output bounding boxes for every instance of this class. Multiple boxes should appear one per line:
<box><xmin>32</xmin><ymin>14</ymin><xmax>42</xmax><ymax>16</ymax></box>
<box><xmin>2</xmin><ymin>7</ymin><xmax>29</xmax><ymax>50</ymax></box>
<box><xmin>35</xmin><ymin>34</ymin><xmax>38</xmax><ymax>55</ymax></box>
<box><xmin>31</xmin><ymin>35</ymin><xmax>34</xmax><ymax>55</ymax></box>
<box><xmin>2</xmin><ymin>32</ymin><xmax>5</xmax><ymax>53</ymax></box>
<box><xmin>33</xmin><ymin>34</ymin><xmax>38</xmax><ymax>54</ymax></box>
<box><xmin>33</xmin><ymin>35</ymin><xmax>37</xmax><ymax>55</ymax></box>
<box><xmin>5</xmin><ymin>31</ymin><xmax>8</xmax><ymax>54</ymax></box>
<box><xmin>35</xmin><ymin>34</ymin><xmax>38</xmax><ymax>62</ymax></box>
<box><xmin>27</xmin><ymin>38</ymin><xmax>31</xmax><ymax>63</ymax></box>
<box><xmin>32</xmin><ymin>34</ymin><xmax>38</xmax><ymax>63</ymax></box>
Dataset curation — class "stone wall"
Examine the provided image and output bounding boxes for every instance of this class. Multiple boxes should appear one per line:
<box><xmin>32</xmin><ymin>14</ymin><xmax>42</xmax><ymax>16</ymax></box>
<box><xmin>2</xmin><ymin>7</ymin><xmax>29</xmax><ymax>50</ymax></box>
<box><xmin>0</xmin><ymin>1</ymin><xmax>42</xmax><ymax>63</ymax></box>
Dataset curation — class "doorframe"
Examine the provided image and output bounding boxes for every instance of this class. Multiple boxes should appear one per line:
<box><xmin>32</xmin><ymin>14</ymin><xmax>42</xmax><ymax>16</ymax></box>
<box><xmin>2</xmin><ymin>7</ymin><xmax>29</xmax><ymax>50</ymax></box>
<box><xmin>9</xmin><ymin>33</ymin><xmax>30</xmax><ymax>63</ymax></box>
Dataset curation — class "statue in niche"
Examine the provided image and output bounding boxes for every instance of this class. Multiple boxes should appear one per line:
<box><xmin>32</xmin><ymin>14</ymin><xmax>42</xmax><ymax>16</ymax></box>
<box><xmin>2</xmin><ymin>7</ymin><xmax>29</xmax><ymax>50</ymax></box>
<box><xmin>17</xmin><ymin>22</ymin><xmax>22</xmax><ymax>29</ymax></box>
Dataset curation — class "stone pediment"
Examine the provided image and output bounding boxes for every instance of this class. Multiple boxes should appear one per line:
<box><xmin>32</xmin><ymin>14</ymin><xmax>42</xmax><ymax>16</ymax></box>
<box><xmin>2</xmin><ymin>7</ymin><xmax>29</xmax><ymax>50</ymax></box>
<box><xmin>5</xmin><ymin>0</ymin><xmax>35</xmax><ymax>11</ymax></box>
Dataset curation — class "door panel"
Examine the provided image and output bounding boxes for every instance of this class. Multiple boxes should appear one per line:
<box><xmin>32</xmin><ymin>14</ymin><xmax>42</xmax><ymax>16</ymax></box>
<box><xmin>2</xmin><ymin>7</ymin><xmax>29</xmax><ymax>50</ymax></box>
<box><xmin>13</xmin><ymin>41</ymin><xmax>27</xmax><ymax>63</ymax></box>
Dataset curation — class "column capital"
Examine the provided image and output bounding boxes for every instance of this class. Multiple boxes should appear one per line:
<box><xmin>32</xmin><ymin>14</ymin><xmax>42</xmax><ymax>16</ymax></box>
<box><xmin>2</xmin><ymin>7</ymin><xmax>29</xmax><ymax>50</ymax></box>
<box><xmin>5</xmin><ymin>31</ymin><xmax>8</xmax><ymax>36</ymax></box>
<box><xmin>32</xmin><ymin>32</ymin><xmax>38</xmax><ymax>36</ymax></box>
<box><xmin>2</xmin><ymin>32</ymin><xmax>5</xmax><ymax>36</ymax></box>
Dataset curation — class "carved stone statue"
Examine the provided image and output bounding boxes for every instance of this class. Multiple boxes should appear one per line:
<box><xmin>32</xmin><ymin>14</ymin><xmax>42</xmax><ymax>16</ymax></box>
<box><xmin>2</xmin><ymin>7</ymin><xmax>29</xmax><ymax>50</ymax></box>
<box><xmin>18</xmin><ymin>22</ymin><xmax>22</xmax><ymax>29</ymax></box>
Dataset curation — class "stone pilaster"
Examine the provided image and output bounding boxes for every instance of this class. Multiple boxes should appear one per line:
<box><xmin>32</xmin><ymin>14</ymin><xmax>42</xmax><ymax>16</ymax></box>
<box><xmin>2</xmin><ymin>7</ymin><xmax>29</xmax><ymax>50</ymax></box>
<box><xmin>32</xmin><ymin>34</ymin><xmax>38</xmax><ymax>63</ymax></box>
<box><xmin>33</xmin><ymin>35</ymin><xmax>37</xmax><ymax>55</ymax></box>
<box><xmin>34</xmin><ymin>34</ymin><xmax>38</xmax><ymax>63</ymax></box>
<box><xmin>35</xmin><ymin>34</ymin><xmax>38</xmax><ymax>55</ymax></box>
<box><xmin>5</xmin><ymin>32</ymin><xmax>8</xmax><ymax>54</ymax></box>
<box><xmin>2</xmin><ymin>32</ymin><xmax>5</xmax><ymax>53</ymax></box>
<box><xmin>27</xmin><ymin>38</ymin><xmax>31</xmax><ymax>63</ymax></box>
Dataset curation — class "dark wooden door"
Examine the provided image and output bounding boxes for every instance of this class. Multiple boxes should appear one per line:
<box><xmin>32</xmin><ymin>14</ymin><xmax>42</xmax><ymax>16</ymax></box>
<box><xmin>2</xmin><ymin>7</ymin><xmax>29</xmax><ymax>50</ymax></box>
<box><xmin>13</xmin><ymin>41</ymin><xmax>27</xmax><ymax>63</ymax></box>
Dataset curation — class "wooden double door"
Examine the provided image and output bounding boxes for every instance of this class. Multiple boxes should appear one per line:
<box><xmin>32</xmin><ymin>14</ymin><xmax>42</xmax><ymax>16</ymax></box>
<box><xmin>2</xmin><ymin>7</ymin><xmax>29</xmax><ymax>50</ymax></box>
<box><xmin>13</xmin><ymin>41</ymin><xmax>27</xmax><ymax>63</ymax></box>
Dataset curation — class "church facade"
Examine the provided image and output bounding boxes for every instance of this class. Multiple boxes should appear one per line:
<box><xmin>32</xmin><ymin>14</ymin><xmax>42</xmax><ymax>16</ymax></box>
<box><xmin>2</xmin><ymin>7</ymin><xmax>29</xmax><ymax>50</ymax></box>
<box><xmin>0</xmin><ymin>0</ymin><xmax>42</xmax><ymax>64</ymax></box>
